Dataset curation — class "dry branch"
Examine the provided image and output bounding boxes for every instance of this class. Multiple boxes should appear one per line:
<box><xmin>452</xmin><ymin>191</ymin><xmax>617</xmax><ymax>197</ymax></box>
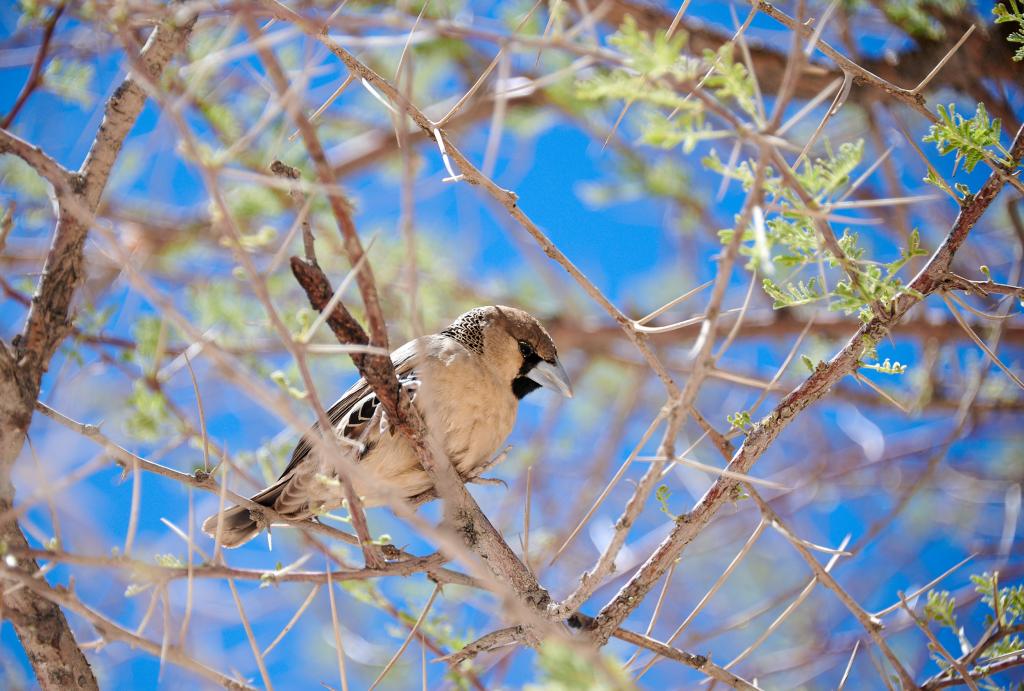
<box><xmin>4</xmin><ymin>1</ymin><xmax>1023</xmax><ymax>687</ymax></box>
<box><xmin>0</xmin><ymin>129</ymin><xmax>70</xmax><ymax>191</ymax></box>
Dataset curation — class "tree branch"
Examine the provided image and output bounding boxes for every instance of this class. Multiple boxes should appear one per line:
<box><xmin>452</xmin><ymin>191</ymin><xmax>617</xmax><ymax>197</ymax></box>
<box><xmin>1</xmin><ymin>2</ymin><xmax>67</xmax><ymax>129</ymax></box>
<box><xmin>0</xmin><ymin>564</ymin><xmax>254</xmax><ymax>690</ymax></box>
<box><xmin>585</xmin><ymin>125</ymin><xmax>1024</xmax><ymax>645</ymax></box>
<box><xmin>0</xmin><ymin>128</ymin><xmax>71</xmax><ymax>192</ymax></box>
<box><xmin>0</xmin><ymin>11</ymin><xmax>194</xmax><ymax>690</ymax></box>
<box><xmin>605</xmin><ymin>0</ymin><xmax>1022</xmax><ymax>121</ymax></box>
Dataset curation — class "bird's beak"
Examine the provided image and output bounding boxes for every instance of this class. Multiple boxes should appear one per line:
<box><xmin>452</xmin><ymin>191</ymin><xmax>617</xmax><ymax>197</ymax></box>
<box><xmin>527</xmin><ymin>359</ymin><xmax>573</xmax><ymax>398</ymax></box>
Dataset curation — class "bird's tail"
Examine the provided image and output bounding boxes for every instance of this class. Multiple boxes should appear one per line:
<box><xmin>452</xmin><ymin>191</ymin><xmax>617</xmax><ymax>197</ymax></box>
<box><xmin>201</xmin><ymin>481</ymin><xmax>286</xmax><ymax>549</ymax></box>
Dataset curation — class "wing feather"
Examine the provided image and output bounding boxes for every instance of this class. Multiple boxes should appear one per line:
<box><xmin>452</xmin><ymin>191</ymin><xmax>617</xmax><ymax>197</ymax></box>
<box><xmin>276</xmin><ymin>340</ymin><xmax>424</xmax><ymax>480</ymax></box>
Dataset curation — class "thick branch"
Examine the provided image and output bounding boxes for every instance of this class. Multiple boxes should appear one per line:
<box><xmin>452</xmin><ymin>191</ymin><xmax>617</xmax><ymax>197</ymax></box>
<box><xmin>923</xmin><ymin>652</ymin><xmax>1024</xmax><ymax>690</ymax></box>
<box><xmin>0</xmin><ymin>12</ymin><xmax>193</xmax><ymax>691</ymax></box>
<box><xmin>0</xmin><ymin>565</ymin><xmax>253</xmax><ymax>690</ymax></box>
<box><xmin>9</xmin><ymin>547</ymin><xmax>448</xmax><ymax>585</ymax></box>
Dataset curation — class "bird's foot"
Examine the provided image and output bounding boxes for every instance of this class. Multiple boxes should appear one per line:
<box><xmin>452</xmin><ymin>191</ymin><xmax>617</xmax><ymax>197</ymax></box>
<box><xmin>524</xmin><ymin>586</ymin><xmax>551</xmax><ymax>610</ymax></box>
<box><xmin>362</xmin><ymin>543</ymin><xmax>389</xmax><ymax>570</ymax></box>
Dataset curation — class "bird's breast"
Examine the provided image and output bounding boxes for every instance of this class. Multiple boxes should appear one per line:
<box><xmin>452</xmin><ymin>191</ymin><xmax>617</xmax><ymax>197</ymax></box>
<box><xmin>317</xmin><ymin>346</ymin><xmax>519</xmax><ymax>507</ymax></box>
<box><xmin>416</xmin><ymin>355</ymin><xmax>517</xmax><ymax>474</ymax></box>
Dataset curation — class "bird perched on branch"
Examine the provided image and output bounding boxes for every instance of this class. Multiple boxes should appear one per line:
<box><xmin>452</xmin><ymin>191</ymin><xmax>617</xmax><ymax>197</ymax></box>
<box><xmin>202</xmin><ymin>305</ymin><xmax>572</xmax><ymax>548</ymax></box>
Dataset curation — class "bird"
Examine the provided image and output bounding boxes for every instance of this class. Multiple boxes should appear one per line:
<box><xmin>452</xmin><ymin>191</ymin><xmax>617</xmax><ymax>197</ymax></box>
<box><xmin>202</xmin><ymin>305</ymin><xmax>572</xmax><ymax>548</ymax></box>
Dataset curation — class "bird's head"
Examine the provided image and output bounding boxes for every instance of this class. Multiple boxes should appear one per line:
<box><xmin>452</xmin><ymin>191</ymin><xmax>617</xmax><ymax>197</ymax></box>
<box><xmin>441</xmin><ymin>306</ymin><xmax>573</xmax><ymax>400</ymax></box>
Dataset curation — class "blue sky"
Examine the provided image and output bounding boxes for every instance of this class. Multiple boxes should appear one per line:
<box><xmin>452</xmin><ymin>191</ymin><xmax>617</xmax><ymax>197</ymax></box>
<box><xmin>2</xmin><ymin>2</ymin><xmax>1023</xmax><ymax>689</ymax></box>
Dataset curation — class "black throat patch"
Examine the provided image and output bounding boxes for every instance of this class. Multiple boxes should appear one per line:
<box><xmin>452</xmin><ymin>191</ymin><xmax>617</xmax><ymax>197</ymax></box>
<box><xmin>512</xmin><ymin>352</ymin><xmax>543</xmax><ymax>399</ymax></box>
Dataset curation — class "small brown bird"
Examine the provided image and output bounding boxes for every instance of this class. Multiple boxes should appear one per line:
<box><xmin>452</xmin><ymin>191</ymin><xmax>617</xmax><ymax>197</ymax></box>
<box><xmin>202</xmin><ymin>305</ymin><xmax>572</xmax><ymax>547</ymax></box>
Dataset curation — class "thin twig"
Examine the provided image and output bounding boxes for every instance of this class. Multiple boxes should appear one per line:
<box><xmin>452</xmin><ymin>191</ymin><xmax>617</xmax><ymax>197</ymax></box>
<box><xmin>1</xmin><ymin>2</ymin><xmax>67</xmax><ymax>128</ymax></box>
<box><xmin>368</xmin><ymin>583</ymin><xmax>442</xmax><ymax>690</ymax></box>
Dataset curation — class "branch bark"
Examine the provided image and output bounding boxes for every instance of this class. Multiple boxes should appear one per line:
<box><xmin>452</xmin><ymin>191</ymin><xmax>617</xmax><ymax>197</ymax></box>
<box><xmin>0</xmin><ymin>12</ymin><xmax>193</xmax><ymax>690</ymax></box>
<box><xmin>571</xmin><ymin>613</ymin><xmax>761</xmax><ymax>690</ymax></box>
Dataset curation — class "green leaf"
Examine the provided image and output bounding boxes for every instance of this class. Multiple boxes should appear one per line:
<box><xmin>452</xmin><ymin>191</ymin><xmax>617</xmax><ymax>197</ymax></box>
<box><xmin>861</xmin><ymin>358</ymin><xmax>907</xmax><ymax>375</ymax></box>
<box><xmin>797</xmin><ymin>140</ymin><xmax>865</xmax><ymax>199</ymax></box>
<box><xmin>702</xmin><ymin>45</ymin><xmax>758</xmax><ymax>117</ymax></box>
<box><xmin>727</xmin><ymin>410</ymin><xmax>752</xmax><ymax>431</ymax></box>
<box><xmin>609</xmin><ymin>15</ymin><xmax>692</xmax><ymax>79</ymax></box>
<box><xmin>923</xmin><ymin>102</ymin><xmax>1012</xmax><ymax>173</ymax></box>
<box><xmin>762</xmin><ymin>276</ymin><xmax>824</xmax><ymax>309</ymax></box>
<box><xmin>154</xmin><ymin>553</ymin><xmax>185</xmax><ymax>569</ymax></box>
<box><xmin>641</xmin><ymin>109</ymin><xmax>721</xmax><ymax>154</ymax></box>
<box><xmin>655</xmin><ymin>484</ymin><xmax>677</xmax><ymax>519</ymax></box>
<box><xmin>924</xmin><ymin>589</ymin><xmax>958</xmax><ymax>630</ymax></box>
<box><xmin>884</xmin><ymin>229</ymin><xmax>929</xmax><ymax>273</ymax></box>
<box><xmin>270</xmin><ymin>369</ymin><xmax>307</xmax><ymax>400</ymax></box>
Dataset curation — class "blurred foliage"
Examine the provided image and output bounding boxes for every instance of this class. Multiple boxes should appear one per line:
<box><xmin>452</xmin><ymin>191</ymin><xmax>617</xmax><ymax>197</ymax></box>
<box><xmin>880</xmin><ymin>0</ymin><xmax>967</xmax><ymax>39</ymax></box>
<box><xmin>2</xmin><ymin>1</ymin><xmax>1024</xmax><ymax>689</ymax></box>
<box><xmin>994</xmin><ymin>0</ymin><xmax>1024</xmax><ymax>61</ymax></box>
<box><xmin>525</xmin><ymin>641</ymin><xmax>630</xmax><ymax>691</ymax></box>
<box><xmin>42</xmin><ymin>58</ymin><xmax>94</xmax><ymax>108</ymax></box>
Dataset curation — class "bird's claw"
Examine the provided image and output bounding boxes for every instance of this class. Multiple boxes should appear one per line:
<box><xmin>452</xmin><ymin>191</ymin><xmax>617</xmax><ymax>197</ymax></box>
<box><xmin>380</xmin><ymin>543</ymin><xmax>402</xmax><ymax>560</ymax></box>
<box><xmin>524</xmin><ymin>586</ymin><xmax>551</xmax><ymax>609</ymax></box>
<box><xmin>362</xmin><ymin>543</ymin><xmax>389</xmax><ymax>570</ymax></box>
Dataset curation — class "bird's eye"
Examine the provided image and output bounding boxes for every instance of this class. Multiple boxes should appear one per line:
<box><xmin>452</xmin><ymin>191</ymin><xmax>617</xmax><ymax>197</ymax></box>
<box><xmin>518</xmin><ymin>340</ymin><xmax>535</xmax><ymax>358</ymax></box>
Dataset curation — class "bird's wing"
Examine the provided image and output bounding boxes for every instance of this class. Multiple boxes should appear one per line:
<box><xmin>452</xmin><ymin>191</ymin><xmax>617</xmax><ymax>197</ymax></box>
<box><xmin>277</xmin><ymin>339</ymin><xmax>425</xmax><ymax>480</ymax></box>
